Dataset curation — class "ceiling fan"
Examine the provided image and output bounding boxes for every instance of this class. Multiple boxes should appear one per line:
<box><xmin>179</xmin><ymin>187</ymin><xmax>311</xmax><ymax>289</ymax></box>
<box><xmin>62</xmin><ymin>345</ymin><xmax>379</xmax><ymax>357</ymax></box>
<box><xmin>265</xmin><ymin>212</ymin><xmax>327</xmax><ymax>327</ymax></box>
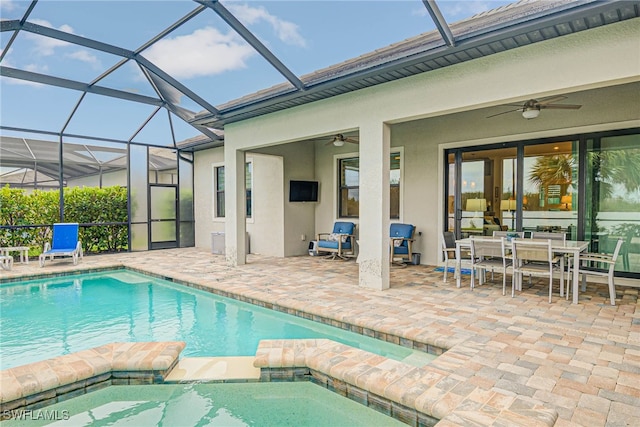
<box><xmin>325</xmin><ymin>134</ymin><xmax>359</xmax><ymax>147</ymax></box>
<box><xmin>487</xmin><ymin>96</ymin><xmax>582</xmax><ymax>119</ymax></box>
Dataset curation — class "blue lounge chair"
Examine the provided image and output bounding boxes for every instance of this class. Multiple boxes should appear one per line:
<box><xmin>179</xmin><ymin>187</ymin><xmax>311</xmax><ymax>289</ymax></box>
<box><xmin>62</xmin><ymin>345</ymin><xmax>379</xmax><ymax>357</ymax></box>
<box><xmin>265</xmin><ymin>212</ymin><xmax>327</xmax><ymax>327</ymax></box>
<box><xmin>39</xmin><ymin>223</ymin><xmax>83</xmax><ymax>267</ymax></box>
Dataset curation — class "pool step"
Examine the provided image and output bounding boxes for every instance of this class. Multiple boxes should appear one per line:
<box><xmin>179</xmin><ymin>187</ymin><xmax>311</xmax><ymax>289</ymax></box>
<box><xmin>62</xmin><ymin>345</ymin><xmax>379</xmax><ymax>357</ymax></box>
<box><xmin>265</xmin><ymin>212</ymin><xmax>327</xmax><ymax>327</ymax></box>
<box><xmin>164</xmin><ymin>356</ymin><xmax>261</xmax><ymax>383</ymax></box>
<box><xmin>401</xmin><ymin>350</ymin><xmax>437</xmax><ymax>367</ymax></box>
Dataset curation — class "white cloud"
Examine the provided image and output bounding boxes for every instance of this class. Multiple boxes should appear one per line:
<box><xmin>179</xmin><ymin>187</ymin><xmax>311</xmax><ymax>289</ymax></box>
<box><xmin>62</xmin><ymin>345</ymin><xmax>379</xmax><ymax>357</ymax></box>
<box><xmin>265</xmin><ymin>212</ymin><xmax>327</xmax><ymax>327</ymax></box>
<box><xmin>143</xmin><ymin>27</ymin><xmax>256</xmax><ymax>79</ymax></box>
<box><xmin>25</xmin><ymin>19</ymin><xmax>75</xmax><ymax>56</ymax></box>
<box><xmin>66</xmin><ymin>50</ymin><xmax>101</xmax><ymax>68</ymax></box>
<box><xmin>0</xmin><ymin>60</ymin><xmax>47</xmax><ymax>88</ymax></box>
<box><xmin>1</xmin><ymin>0</ymin><xmax>16</xmax><ymax>14</ymax></box>
<box><xmin>228</xmin><ymin>3</ymin><xmax>307</xmax><ymax>48</ymax></box>
<box><xmin>24</xmin><ymin>63</ymin><xmax>49</xmax><ymax>74</ymax></box>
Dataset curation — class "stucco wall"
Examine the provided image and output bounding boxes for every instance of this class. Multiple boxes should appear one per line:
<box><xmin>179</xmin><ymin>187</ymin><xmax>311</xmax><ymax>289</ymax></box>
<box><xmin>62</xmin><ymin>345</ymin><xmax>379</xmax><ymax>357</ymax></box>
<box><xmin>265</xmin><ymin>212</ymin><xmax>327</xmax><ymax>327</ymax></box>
<box><xmin>193</xmin><ymin>147</ymin><xmax>286</xmax><ymax>256</ymax></box>
<box><xmin>201</xmin><ymin>19</ymin><xmax>640</xmax><ymax>265</ymax></box>
<box><xmin>253</xmin><ymin>142</ymin><xmax>315</xmax><ymax>256</ymax></box>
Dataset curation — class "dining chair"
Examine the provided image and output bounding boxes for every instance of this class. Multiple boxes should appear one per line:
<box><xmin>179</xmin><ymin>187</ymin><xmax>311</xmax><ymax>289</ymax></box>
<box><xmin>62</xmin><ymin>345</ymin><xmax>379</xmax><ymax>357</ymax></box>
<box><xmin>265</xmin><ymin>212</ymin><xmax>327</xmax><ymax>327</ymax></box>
<box><xmin>470</xmin><ymin>236</ymin><xmax>511</xmax><ymax>295</ymax></box>
<box><xmin>511</xmin><ymin>238</ymin><xmax>564</xmax><ymax>303</ymax></box>
<box><xmin>441</xmin><ymin>231</ymin><xmax>472</xmax><ymax>283</ymax></box>
<box><xmin>573</xmin><ymin>238</ymin><xmax>624</xmax><ymax>306</ymax></box>
<box><xmin>530</xmin><ymin>231</ymin><xmax>571</xmax><ymax>295</ymax></box>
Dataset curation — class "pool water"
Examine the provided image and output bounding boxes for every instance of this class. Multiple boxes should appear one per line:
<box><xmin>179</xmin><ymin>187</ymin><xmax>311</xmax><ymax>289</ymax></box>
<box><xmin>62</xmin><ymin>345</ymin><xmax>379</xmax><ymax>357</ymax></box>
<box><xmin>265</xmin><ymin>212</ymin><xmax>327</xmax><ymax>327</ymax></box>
<box><xmin>2</xmin><ymin>383</ymin><xmax>406</xmax><ymax>426</ymax></box>
<box><xmin>0</xmin><ymin>270</ymin><xmax>435</xmax><ymax>369</ymax></box>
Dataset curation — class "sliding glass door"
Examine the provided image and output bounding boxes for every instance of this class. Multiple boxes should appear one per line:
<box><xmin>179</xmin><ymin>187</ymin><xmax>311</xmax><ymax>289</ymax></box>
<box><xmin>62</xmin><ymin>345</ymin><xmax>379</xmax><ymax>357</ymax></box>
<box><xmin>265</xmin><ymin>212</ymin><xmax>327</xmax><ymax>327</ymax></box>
<box><xmin>445</xmin><ymin>128</ymin><xmax>639</xmax><ymax>277</ymax></box>
<box><xmin>522</xmin><ymin>141</ymin><xmax>578</xmax><ymax>239</ymax></box>
<box><xmin>447</xmin><ymin>146</ymin><xmax>517</xmax><ymax>238</ymax></box>
<box><xmin>585</xmin><ymin>134</ymin><xmax>640</xmax><ymax>274</ymax></box>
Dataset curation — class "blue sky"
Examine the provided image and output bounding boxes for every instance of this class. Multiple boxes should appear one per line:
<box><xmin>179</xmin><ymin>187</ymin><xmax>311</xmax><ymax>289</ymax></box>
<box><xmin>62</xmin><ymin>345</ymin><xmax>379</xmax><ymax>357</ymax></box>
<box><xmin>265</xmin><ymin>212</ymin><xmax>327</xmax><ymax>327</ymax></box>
<box><xmin>1</xmin><ymin>1</ymin><xmax>515</xmax><ymax>145</ymax></box>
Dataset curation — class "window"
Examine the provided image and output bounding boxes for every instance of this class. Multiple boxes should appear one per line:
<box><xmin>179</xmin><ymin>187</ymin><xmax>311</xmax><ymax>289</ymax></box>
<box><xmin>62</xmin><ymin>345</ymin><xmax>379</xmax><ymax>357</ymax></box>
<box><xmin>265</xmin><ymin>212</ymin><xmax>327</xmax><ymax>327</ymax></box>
<box><xmin>213</xmin><ymin>162</ymin><xmax>252</xmax><ymax>218</ymax></box>
<box><xmin>338</xmin><ymin>152</ymin><xmax>401</xmax><ymax>218</ymax></box>
<box><xmin>215</xmin><ymin>166</ymin><xmax>225</xmax><ymax>218</ymax></box>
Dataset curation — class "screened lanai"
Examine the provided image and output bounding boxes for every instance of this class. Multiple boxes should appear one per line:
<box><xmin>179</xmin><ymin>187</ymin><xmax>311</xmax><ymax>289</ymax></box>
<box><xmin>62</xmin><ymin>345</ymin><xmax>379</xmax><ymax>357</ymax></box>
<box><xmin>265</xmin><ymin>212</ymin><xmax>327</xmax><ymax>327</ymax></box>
<box><xmin>2</xmin><ymin>0</ymin><xmax>508</xmax><ymax>252</ymax></box>
<box><xmin>1</xmin><ymin>0</ymin><xmax>639</xmax><ymax>257</ymax></box>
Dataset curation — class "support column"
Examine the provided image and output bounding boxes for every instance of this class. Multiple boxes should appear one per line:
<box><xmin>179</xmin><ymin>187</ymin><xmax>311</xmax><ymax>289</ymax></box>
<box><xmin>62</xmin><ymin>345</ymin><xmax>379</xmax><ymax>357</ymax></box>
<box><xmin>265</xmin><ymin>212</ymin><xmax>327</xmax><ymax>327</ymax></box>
<box><xmin>358</xmin><ymin>123</ymin><xmax>390</xmax><ymax>290</ymax></box>
<box><xmin>224</xmin><ymin>147</ymin><xmax>246</xmax><ymax>266</ymax></box>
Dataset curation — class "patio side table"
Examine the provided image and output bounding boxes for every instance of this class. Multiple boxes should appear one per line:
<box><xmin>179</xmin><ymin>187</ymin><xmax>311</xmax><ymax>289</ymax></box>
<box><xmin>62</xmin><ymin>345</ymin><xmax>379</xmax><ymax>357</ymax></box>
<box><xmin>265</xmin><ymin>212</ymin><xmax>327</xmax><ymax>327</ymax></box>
<box><xmin>1</xmin><ymin>246</ymin><xmax>30</xmax><ymax>264</ymax></box>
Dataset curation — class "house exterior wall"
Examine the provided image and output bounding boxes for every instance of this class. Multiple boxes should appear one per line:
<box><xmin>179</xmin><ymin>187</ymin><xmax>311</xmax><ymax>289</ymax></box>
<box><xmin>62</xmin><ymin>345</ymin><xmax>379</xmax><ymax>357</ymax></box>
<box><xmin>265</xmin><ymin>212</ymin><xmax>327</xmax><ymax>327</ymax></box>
<box><xmin>193</xmin><ymin>147</ymin><xmax>286</xmax><ymax>256</ymax></box>
<box><xmin>205</xmin><ymin>19</ymin><xmax>639</xmax><ymax>268</ymax></box>
<box><xmin>254</xmin><ymin>142</ymin><xmax>316</xmax><ymax>257</ymax></box>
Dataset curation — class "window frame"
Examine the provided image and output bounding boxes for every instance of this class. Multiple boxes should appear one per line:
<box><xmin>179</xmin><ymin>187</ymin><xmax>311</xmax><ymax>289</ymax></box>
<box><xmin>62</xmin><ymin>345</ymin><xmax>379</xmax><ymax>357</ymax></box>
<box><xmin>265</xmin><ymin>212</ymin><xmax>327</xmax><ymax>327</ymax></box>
<box><xmin>334</xmin><ymin>147</ymin><xmax>404</xmax><ymax>221</ymax></box>
<box><xmin>212</xmin><ymin>160</ymin><xmax>253</xmax><ymax>222</ymax></box>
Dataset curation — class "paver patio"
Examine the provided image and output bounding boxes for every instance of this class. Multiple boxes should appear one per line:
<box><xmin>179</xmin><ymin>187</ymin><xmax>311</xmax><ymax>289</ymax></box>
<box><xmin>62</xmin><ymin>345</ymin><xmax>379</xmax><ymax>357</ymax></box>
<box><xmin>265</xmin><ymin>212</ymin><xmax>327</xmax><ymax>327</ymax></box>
<box><xmin>1</xmin><ymin>248</ymin><xmax>638</xmax><ymax>426</ymax></box>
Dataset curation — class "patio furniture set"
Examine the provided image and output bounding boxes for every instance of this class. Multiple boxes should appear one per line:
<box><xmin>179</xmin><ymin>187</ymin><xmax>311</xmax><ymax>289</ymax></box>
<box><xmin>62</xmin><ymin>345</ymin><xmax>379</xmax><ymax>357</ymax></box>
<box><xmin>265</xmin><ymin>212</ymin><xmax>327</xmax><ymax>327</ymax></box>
<box><xmin>0</xmin><ymin>223</ymin><xmax>83</xmax><ymax>271</ymax></box>
<box><xmin>442</xmin><ymin>231</ymin><xmax>624</xmax><ymax>305</ymax></box>
<box><xmin>316</xmin><ymin>221</ymin><xmax>417</xmax><ymax>265</ymax></box>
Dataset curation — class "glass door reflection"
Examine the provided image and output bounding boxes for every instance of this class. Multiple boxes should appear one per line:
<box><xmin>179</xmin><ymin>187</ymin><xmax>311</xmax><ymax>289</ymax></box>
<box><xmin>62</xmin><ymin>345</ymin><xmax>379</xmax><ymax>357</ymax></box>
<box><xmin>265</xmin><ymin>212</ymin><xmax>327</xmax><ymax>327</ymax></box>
<box><xmin>522</xmin><ymin>141</ymin><xmax>578</xmax><ymax>239</ymax></box>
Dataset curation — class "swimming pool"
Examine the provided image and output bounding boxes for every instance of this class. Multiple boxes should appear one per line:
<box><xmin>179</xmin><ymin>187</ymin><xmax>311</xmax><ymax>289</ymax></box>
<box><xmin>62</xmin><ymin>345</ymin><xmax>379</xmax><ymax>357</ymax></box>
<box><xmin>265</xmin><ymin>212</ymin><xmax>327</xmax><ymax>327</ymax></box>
<box><xmin>2</xmin><ymin>382</ymin><xmax>406</xmax><ymax>427</ymax></box>
<box><xmin>0</xmin><ymin>270</ymin><xmax>434</xmax><ymax>369</ymax></box>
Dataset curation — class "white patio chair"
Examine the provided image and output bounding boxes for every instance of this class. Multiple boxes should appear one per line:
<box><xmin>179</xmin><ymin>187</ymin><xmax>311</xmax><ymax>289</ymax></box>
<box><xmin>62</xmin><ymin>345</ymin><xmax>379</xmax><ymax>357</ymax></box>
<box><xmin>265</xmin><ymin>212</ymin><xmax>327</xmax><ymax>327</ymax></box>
<box><xmin>573</xmin><ymin>238</ymin><xmax>624</xmax><ymax>306</ymax></box>
<box><xmin>511</xmin><ymin>238</ymin><xmax>564</xmax><ymax>303</ymax></box>
<box><xmin>469</xmin><ymin>236</ymin><xmax>512</xmax><ymax>295</ymax></box>
<box><xmin>0</xmin><ymin>255</ymin><xmax>13</xmax><ymax>271</ymax></box>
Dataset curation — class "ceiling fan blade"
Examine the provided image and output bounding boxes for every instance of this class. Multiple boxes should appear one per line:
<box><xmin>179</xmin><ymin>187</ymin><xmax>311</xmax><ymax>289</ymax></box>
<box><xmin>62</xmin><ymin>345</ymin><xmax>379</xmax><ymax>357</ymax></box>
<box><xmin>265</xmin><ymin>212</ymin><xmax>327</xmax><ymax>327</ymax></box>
<box><xmin>344</xmin><ymin>137</ymin><xmax>359</xmax><ymax>144</ymax></box>
<box><xmin>537</xmin><ymin>95</ymin><xmax>567</xmax><ymax>105</ymax></box>
<box><xmin>540</xmin><ymin>104</ymin><xmax>582</xmax><ymax>110</ymax></box>
<box><xmin>486</xmin><ymin>108</ymin><xmax>521</xmax><ymax>118</ymax></box>
<box><xmin>324</xmin><ymin>139</ymin><xmax>335</xmax><ymax>146</ymax></box>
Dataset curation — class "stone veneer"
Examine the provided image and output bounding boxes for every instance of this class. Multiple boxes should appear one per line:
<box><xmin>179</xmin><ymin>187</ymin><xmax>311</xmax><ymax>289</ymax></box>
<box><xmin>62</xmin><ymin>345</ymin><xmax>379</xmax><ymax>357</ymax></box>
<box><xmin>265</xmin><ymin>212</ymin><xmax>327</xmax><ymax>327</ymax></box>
<box><xmin>0</xmin><ymin>341</ymin><xmax>185</xmax><ymax>417</ymax></box>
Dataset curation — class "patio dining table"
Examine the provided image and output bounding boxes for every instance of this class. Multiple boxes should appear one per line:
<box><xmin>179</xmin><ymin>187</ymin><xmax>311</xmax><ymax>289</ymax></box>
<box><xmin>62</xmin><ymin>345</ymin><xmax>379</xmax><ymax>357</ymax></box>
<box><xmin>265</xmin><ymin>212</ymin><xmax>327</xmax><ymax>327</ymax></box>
<box><xmin>455</xmin><ymin>238</ymin><xmax>590</xmax><ymax>304</ymax></box>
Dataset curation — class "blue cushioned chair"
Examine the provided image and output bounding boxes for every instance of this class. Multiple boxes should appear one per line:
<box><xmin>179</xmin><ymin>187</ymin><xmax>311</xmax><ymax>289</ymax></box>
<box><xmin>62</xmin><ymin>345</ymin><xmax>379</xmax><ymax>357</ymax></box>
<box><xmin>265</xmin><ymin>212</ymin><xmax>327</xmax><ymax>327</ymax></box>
<box><xmin>39</xmin><ymin>223</ymin><xmax>83</xmax><ymax>267</ymax></box>
<box><xmin>317</xmin><ymin>222</ymin><xmax>356</xmax><ymax>260</ymax></box>
<box><xmin>390</xmin><ymin>223</ymin><xmax>416</xmax><ymax>265</ymax></box>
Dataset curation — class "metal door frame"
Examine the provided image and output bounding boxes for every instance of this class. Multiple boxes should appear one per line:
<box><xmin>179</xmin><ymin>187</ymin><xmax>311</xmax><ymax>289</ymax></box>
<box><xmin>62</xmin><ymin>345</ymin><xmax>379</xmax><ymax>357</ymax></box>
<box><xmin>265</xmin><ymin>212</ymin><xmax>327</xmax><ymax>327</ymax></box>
<box><xmin>148</xmin><ymin>183</ymin><xmax>179</xmax><ymax>250</ymax></box>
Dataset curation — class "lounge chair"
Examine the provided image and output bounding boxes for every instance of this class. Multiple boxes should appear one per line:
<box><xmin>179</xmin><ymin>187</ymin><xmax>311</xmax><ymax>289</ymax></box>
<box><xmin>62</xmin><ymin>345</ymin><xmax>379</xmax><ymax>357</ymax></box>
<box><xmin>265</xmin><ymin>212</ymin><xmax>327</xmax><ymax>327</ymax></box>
<box><xmin>39</xmin><ymin>223</ymin><xmax>83</xmax><ymax>267</ymax></box>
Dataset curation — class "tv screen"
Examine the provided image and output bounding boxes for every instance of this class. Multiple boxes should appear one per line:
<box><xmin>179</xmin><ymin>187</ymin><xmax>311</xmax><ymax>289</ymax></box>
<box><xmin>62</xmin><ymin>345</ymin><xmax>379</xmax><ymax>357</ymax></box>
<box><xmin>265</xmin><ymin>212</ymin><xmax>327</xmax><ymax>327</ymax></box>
<box><xmin>289</xmin><ymin>180</ymin><xmax>318</xmax><ymax>202</ymax></box>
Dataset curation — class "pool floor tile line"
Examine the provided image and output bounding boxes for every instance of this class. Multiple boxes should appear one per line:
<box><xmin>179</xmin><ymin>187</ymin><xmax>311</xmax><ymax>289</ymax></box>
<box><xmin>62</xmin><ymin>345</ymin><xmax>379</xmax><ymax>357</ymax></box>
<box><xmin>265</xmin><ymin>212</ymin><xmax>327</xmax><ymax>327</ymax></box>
<box><xmin>0</xmin><ymin>248</ymin><xmax>639</xmax><ymax>426</ymax></box>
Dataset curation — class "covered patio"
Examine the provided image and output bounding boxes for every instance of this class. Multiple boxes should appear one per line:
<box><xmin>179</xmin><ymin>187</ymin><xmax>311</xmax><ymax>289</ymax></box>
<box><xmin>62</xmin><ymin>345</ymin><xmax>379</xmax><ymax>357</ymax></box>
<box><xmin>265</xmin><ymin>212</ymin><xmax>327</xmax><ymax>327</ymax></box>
<box><xmin>2</xmin><ymin>250</ymin><xmax>638</xmax><ymax>426</ymax></box>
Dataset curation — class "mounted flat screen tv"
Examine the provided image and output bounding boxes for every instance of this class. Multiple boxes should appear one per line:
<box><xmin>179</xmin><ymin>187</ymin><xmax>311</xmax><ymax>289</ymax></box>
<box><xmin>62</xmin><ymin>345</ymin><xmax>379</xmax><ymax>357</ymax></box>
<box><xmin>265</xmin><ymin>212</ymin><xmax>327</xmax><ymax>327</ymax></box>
<box><xmin>289</xmin><ymin>180</ymin><xmax>318</xmax><ymax>202</ymax></box>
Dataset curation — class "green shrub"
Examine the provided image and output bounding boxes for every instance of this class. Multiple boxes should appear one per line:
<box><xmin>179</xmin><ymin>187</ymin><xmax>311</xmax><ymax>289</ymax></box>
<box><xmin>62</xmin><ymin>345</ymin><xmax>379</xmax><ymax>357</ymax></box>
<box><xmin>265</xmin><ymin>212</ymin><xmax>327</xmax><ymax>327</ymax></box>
<box><xmin>0</xmin><ymin>185</ymin><xmax>128</xmax><ymax>254</ymax></box>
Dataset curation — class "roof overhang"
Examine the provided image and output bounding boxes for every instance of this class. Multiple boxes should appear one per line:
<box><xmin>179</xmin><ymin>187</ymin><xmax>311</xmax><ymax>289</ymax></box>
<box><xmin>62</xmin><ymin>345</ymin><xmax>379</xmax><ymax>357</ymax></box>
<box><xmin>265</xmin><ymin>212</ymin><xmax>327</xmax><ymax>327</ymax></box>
<box><xmin>191</xmin><ymin>0</ymin><xmax>640</xmax><ymax>130</ymax></box>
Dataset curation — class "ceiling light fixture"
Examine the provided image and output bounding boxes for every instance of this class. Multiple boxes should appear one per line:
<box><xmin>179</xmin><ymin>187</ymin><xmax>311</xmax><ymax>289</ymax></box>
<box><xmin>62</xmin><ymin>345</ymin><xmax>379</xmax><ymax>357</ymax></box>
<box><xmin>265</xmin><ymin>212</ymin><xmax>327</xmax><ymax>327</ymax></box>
<box><xmin>522</xmin><ymin>108</ymin><xmax>540</xmax><ymax>119</ymax></box>
<box><xmin>333</xmin><ymin>137</ymin><xmax>345</xmax><ymax>147</ymax></box>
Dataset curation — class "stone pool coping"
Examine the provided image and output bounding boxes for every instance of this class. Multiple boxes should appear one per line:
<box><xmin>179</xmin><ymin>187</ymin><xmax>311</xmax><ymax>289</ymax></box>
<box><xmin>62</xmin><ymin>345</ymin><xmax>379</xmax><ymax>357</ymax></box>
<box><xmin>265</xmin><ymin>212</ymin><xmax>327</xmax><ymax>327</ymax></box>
<box><xmin>0</xmin><ymin>338</ymin><xmax>556</xmax><ymax>426</ymax></box>
<box><xmin>255</xmin><ymin>338</ymin><xmax>556</xmax><ymax>427</ymax></box>
<box><xmin>0</xmin><ymin>341</ymin><xmax>185</xmax><ymax>413</ymax></box>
